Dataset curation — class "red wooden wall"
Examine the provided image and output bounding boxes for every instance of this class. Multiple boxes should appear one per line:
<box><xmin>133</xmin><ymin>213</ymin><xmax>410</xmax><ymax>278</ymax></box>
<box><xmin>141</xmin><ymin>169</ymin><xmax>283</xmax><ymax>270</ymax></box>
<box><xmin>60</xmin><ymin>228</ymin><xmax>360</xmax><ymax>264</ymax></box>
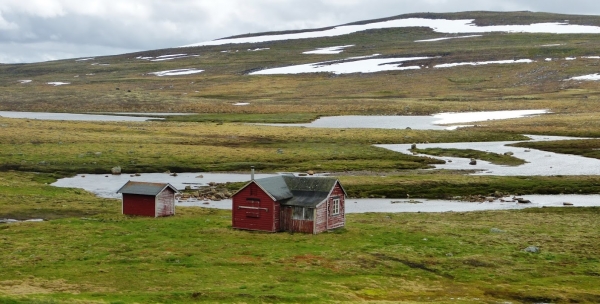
<box><xmin>232</xmin><ymin>182</ymin><xmax>279</xmax><ymax>232</ymax></box>
<box><xmin>314</xmin><ymin>182</ymin><xmax>346</xmax><ymax>234</ymax></box>
<box><xmin>122</xmin><ymin>194</ymin><xmax>156</xmax><ymax>217</ymax></box>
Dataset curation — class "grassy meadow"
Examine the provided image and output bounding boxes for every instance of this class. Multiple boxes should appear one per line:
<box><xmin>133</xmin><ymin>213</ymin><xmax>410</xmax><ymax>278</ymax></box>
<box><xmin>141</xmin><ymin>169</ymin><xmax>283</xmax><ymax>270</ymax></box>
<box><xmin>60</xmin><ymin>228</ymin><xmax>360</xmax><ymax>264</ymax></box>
<box><xmin>2</xmin><ymin>11</ymin><xmax>600</xmax><ymax>303</ymax></box>
<box><xmin>1</xmin><ymin>169</ymin><xmax>600</xmax><ymax>303</ymax></box>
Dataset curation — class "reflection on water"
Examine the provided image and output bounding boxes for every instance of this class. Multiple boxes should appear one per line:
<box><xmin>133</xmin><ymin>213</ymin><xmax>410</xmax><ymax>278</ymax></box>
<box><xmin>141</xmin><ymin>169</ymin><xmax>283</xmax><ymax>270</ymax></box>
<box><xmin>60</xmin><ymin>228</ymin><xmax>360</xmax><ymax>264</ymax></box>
<box><xmin>0</xmin><ymin>111</ymin><xmax>162</xmax><ymax>122</ymax></box>
<box><xmin>377</xmin><ymin>135</ymin><xmax>598</xmax><ymax>176</ymax></box>
<box><xmin>177</xmin><ymin>195</ymin><xmax>600</xmax><ymax>213</ymax></box>
<box><xmin>52</xmin><ymin>171</ymin><xmax>600</xmax><ymax>213</ymax></box>
<box><xmin>260</xmin><ymin>110</ymin><xmax>548</xmax><ymax>130</ymax></box>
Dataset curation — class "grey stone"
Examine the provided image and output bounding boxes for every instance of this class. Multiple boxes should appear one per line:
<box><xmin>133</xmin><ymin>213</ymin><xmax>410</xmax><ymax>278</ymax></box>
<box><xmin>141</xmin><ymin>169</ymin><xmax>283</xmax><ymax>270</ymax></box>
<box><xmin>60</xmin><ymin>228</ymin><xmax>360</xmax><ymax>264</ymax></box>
<box><xmin>524</xmin><ymin>246</ymin><xmax>540</xmax><ymax>253</ymax></box>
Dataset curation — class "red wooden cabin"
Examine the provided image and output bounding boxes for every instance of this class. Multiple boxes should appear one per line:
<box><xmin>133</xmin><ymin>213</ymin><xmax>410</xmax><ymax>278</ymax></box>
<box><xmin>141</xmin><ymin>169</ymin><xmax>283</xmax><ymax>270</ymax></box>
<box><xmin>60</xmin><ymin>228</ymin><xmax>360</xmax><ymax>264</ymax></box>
<box><xmin>117</xmin><ymin>181</ymin><xmax>178</xmax><ymax>217</ymax></box>
<box><xmin>232</xmin><ymin>175</ymin><xmax>346</xmax><ymax>234</ymax></box>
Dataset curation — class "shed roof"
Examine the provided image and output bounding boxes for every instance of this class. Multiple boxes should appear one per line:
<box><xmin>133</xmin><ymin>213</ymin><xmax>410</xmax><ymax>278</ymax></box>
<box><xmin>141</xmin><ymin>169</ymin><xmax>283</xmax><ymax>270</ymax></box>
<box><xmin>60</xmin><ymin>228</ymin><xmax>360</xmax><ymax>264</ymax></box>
<box><xmin>116</xmin><ymin>181</ymin><xmax>178</xmax><ymax>196</ymax></box>
<box><xmin>252</xmin><ymin>175</ymin><xmax>345</xmax><ymax>207</ymax></box>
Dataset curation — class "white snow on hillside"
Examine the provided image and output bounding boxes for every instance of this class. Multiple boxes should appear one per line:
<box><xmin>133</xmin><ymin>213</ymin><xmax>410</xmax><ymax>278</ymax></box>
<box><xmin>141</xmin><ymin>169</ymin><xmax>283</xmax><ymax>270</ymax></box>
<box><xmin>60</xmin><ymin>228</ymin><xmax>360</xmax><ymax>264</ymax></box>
<box><xmin>47</xmin><ymin>82</ymin><xmax>70</xmax><ymax>86</ymax></box>
<box><xmin>567</xmin><ymin>73</ymin><xmax>600</xmax><ymax>81</ymax></box>
<box><xmin>415</xmin><ymin>35</ymin><xmax>481</xmax><ymax>42</ymax></box>
<box><xmin>303</xmin><ymin>45</ymin><xmax>355</xmax><ymax>54</ymax></box>
<box><xmin>136</xmin><ymin>54</ymin><xmax>199</xmax><ymax>62</ymax></box>
<box><xmin>149</xmin><ymin>69</ymin><xmax>204</xmax><ymax>76</ymax></box>
<box><xmin>249</xmin><ymin>57</ymin><xmax>539</xmax><ymax>75</ymax></box>
<box><xmin>250</xmin><ymin>57</ymin><xmax>429</xmax><ymax>75</ymax></box>
<box><xmin>434</xmin><ymin>59</ymin><xmax>534</xmax><ymax>68</ymax></box>
<box><xmin>18</xmin><ymin>80</ymin><xmax>32</xmax><ymax>84</ymax></box>
<box><xmin>183</xmin><ymin>18</ymin><xmax>600</xmax><ymax>47</ymax></box>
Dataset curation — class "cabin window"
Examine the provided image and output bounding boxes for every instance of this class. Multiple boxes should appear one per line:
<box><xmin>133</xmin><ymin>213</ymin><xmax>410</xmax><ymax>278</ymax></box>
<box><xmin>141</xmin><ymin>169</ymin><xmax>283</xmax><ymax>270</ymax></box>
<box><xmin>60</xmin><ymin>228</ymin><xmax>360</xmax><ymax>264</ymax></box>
<box><xmin>293</xmin><ymin>207</ymin><xmax>314</xmax><ymax>220</ymax></box>
<box><xmin>332</xmin><ymin>198</ymin><xmax>340</xmax><ymax>215</ymax></box>
<box><xmin>245</xmin><ymin>199</ymin><xmax>260</xmax><ymax>218</ymax></box>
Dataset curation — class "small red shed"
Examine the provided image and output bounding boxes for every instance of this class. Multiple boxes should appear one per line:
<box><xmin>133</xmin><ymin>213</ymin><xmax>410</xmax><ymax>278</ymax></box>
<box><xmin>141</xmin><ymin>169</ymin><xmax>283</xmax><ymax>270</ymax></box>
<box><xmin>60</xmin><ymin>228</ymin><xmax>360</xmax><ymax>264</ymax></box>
<box><xmin>117</xmin><ymin>181</ymin><xmax>179</xmax><ymax>217</ymax></box>
<box><xmin>232</xmin><ymin>175</ymin><xmax>346</xmax><ymax>234</ymax></box>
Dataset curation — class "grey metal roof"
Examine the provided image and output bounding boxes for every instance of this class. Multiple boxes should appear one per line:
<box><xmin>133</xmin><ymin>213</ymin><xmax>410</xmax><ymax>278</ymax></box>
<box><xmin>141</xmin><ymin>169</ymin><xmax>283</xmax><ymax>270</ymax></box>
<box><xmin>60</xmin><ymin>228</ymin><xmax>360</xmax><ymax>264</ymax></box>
<box><xmin>254</xmin><ymin>176</ymin><xmax>293</xmax><ymax>201</ymax></box>
<box><xmin>116</xmin><ymin>181</ymin><xmax>178</xmax><ymax>196</ymax></box>
<box><xmin>253</xmin><ymin>175</ymin><xmax>343</xmax><ymax>207</ymax></box>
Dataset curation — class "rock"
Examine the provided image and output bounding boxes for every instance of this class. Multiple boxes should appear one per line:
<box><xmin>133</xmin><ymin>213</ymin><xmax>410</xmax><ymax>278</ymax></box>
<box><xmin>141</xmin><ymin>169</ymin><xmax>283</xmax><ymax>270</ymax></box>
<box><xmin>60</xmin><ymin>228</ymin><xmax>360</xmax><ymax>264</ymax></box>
<box><xmin>135</xmin><ymin>173</ymin><xmax>141</xmax><ymax>176</ymax></box>
<box><xmin>524</xmin><ymin>246</ymin><xmax>540</xmax><ymax>253</ymax></box>
<box><xmin>196</xmin><ymin>175</ymin><xmax>204</xmax><ymax>178</ymax></box>
<box><xmin>307</xmin><ymin>170</ymin><xmax>315</xmax><ymax>175</ymax></box>
<box><xmin>490</xmin><ymin>228</ymin><xmax>505</xmax><ymax>233</ymax></box>
<box><xmin>469</xmin><ymin>158</ymin><xmax>477</xmax><ymax>165</ymax></box>
<box><xmin>170</xmin><ymin>173</ymin><xmax>178</xmax><ymax>177</ymax></box>
<box><xmin>517</xmin><ymin>198</ymin><xmax>531</xmax><ymax>204</ymax></box>
<box><xmin>486</xmin><ymin>197</ymin><xmax>495</xmax><ymax>202</ymax></box>
<box><xmin>504</xmin><ymin>152</ymin><xmax>514</xmax><ymax>156</ymax></box>
<box><xmin>185</xmin><ymin>186</ymin><xmax>192</xmax><ymax>190</ymax></box>
<box><xmin>410</xmin><ymin>143</ymin><xmax>417</xmax><ymax>150</ymax></box>
<box><xmin>111</xmin><ymin>166</ymin><xmax>122</xmax><ymax>175</ymax></box>
<box><xmin>563</xmin><ymin>202</ymin><xmax>574</xmax><ymax>206</ymax></box>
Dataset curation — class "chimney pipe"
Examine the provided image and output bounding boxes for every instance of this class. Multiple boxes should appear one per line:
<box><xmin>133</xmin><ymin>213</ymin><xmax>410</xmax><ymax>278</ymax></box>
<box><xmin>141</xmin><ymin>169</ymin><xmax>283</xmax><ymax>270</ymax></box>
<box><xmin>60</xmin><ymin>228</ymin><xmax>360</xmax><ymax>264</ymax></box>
<box><xmin>251</xmin><ymin>166</ymin><xmax>255</xmax><ymax>181</ymax></box>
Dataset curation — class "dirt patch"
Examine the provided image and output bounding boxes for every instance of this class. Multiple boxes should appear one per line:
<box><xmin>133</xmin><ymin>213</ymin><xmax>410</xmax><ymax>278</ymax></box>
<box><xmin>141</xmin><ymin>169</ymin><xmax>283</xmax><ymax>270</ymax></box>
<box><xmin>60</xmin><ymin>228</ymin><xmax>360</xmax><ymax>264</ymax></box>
<box><xmin>0</xmin><ymin>278</ymin><xmax>113</xmax><ymax>295</ymax></box>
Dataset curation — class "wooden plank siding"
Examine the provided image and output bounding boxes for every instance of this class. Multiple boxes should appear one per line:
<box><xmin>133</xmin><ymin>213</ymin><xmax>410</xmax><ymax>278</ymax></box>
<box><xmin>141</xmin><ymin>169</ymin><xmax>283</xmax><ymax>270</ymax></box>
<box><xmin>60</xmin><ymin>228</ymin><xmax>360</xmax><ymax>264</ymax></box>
<box><xmin>327</xmin><ymin>182</ymin><xmax>346</xmax><ymax>230</ymax></box>
<box><xmin>156</xmin><ymin>187</ymin><xmax>176</xmax><ymax>217</ymax></box>
<box><xmin>280</xmin><ymin>206</ymin><xmax>314</xmax><ymax>234</ymax></box>
<box><xmin>314</xmin><ymin>182</ymin><xmax>346</xmax><ymax>233</ymax></box>
<box><xmin>232</xmin><ymin>182</ymin><xmax>279</xmax><ymax>232</ymax></box>
<box><xmin>122</xmin><ymin>194</ymin><xmax>156</xmax><ymax>217</ymax></box>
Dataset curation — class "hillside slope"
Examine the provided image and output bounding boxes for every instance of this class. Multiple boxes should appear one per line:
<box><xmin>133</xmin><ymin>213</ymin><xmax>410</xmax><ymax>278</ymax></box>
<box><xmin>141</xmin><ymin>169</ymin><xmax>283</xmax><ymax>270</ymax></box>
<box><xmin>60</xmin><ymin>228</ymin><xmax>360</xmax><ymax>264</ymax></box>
<box><xmin>1</xmin><ymin>11</ymin><xmax>600</xmax><ymax>116</ymax></box>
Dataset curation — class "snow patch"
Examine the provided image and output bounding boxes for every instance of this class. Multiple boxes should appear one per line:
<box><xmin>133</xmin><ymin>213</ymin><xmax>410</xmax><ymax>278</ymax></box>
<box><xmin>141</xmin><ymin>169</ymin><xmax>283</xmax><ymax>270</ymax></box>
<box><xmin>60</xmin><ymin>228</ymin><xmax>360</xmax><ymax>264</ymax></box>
<box><xmin>248</xmin><ymin>48</ymin><xmax>270</xmax><ymax>51</ymax></box>
<box><xmin>582</xmin><ymin>56</ymin><xmax>600</xmax><ymax>59</ymax></box>
<box><xmin>18</xmin><ymin>80</ymin><xmax>32</xmax><ymax>84</ymax></box>
<box><xmin>567</xmin><ymin>74</ymin><xmax>600</xmax><ymax>81</ymax></box>
<box><xmin>250</xmin><ymin>56</ymin><xmax>429</xmax><ymax>75</ymax></box>
<box><xmin>75</xmin><ymin>57</ymin><xmax>95</xmax><ymax>61</ymax></box>
<box><xmin>47</xmin><ymin>82</ymin><xmax>70</xmax><ymax>86</ymax></box>
<box><xmin>233</xmin><ymin>102</ymin><xmax>250</xmax><ymax>106</ymax></box>
<box><xmin>183</xmin><ymin>18</ymin><xmax>600</xmax><ymax>47</ymax></box>
<box><xmin>149</xmin><ymin>69</ymin><xmax>204</xmax><ymax>77</ymax></box>
<box><xmin>303</xmin><ymin>45</ymin><xmax>354</xmax><ymax>54</ymax></box>
<box><xmin>565</xmin><ymin>57</ymin><xmax>577</xmax><ymax>60</ymax></box>
<box><xmin>434</xmin><ymin>59</ymin><xmax>534</xmax><ymax>68</ymax></box>
<box><xmin>137</xmin><ymin>54</ymin><xmax>199</xmax><ymax>62</ymax></box>
<box><xmin>540</xmin><ymin>44</ymin><xmax>564</xmax><ymax>47</ymax></box>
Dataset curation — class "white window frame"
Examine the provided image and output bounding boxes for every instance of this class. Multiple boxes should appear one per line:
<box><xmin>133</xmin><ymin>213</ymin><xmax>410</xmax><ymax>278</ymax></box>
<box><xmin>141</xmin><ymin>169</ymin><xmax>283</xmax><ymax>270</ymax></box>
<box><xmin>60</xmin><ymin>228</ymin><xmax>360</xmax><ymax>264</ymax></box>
<box><xmin>332</xmin><ymin>198</ymin><xmax>340</xmax><ymax>215</ymax></box>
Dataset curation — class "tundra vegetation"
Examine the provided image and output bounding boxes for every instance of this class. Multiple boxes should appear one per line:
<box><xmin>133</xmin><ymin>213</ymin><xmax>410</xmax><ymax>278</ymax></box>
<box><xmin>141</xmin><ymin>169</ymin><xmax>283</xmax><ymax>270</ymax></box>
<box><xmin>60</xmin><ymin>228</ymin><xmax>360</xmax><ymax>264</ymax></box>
<box><xmin>1</xmin><ymin>11</ymin><xmax>600</xmax><ymax>303</ymax></box>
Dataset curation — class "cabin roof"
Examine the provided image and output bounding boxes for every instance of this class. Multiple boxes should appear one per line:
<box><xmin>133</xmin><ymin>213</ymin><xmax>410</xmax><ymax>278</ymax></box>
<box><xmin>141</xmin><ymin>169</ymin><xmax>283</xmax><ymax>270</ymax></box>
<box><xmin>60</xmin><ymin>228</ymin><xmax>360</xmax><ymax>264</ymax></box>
<box><xmin>116</xmin><ymin>181</ymin><xmax>179</xmax><ymax>196</ymax></box>
<box><xmin>252</xmin><ymin>175</ymin><xmax>344</xmax><ymax>207</ymax></box>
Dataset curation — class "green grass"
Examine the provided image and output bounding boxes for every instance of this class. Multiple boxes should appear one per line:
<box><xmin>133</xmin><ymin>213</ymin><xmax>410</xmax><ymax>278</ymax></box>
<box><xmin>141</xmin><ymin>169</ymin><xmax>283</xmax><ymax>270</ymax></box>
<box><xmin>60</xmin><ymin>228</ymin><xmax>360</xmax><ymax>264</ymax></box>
<box><xmin>1</xmin><ymin>199</ymin><xmax>599</xmax><ymax>303</ymax></box>
<box><xmin>412</xmin><ymin>148</ymin><xmax>527</xmax><ymax>166</ymax></box>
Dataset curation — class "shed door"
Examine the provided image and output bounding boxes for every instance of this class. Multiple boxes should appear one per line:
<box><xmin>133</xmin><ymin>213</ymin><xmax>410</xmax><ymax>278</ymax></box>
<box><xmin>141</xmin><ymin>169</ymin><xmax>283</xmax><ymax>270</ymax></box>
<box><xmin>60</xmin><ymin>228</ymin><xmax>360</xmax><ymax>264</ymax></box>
<box><xmin>280</xmin><ymin>206</ymin><xmax>293</xmax><ymax>232</ymax></box>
